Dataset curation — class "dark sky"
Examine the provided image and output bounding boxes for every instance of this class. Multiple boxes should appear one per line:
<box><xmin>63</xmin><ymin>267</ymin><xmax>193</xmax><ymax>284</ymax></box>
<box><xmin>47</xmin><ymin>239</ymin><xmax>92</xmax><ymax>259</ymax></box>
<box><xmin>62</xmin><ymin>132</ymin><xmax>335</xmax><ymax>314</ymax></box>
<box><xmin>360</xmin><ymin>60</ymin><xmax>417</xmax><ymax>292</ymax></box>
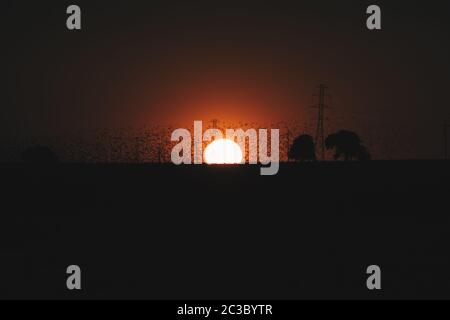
<box><xmin>3</xmin><ymin>0</ymin><xmax>450</xmax><ymax>158</ymax></box>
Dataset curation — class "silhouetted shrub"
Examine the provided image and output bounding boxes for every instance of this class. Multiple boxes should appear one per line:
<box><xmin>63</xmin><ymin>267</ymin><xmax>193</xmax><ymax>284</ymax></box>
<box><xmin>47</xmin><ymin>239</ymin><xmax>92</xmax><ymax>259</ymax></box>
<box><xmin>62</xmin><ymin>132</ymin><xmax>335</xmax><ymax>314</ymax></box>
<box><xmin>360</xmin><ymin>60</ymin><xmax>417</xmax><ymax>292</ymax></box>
<box><xmin>288</xmin><ymin>134</ymin><xmax>316</xmax><ymax>161</ymax></box>
<box><xmin>325</xmin><ymin>130</ymin><xmax>371</xmax><ymax>161</ymax></box>
<box><xmin>21</xmin><ymin>146</ymin><xmax>59</xmax><ymax>164</ymax></box>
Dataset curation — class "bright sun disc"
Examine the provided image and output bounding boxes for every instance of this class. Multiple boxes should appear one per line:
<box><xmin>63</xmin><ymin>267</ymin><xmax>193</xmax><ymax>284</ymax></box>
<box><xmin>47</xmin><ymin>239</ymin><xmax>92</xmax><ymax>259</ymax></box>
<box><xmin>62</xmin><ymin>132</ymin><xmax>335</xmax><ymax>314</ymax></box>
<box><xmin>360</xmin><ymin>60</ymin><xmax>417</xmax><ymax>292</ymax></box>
<box><xmin>204</xmin><ymin>139</ymin><xmax>243</xmax><ymax>164</ymax></box>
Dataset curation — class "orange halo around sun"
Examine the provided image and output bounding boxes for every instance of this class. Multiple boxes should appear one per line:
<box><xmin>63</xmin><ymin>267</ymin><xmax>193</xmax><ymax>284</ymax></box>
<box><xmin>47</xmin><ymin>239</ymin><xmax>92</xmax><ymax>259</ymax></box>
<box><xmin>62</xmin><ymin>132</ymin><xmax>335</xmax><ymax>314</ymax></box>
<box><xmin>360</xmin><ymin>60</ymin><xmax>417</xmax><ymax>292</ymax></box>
<box><xmin>204</xmin><ymin>139</ymin><xmax>243</xmax><ymax>164</ymax></box>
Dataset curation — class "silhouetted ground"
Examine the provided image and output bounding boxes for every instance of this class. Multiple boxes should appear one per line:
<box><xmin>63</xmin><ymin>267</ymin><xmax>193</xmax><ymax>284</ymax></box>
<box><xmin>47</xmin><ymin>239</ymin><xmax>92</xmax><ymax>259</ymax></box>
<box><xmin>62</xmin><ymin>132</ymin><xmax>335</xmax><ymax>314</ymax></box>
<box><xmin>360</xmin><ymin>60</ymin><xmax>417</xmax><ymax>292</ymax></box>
<box><xmin>1</xmin><ymin>161</ymin><xmax>450</xmax><ymax>299</ymax></box>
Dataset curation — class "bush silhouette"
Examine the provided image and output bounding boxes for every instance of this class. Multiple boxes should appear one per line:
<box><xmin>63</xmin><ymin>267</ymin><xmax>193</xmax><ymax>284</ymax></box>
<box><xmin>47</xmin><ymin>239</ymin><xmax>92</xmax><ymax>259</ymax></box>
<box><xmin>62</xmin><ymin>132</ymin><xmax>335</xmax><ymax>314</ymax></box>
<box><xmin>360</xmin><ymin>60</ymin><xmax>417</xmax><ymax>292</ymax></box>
<box><xmin>356</xmin><ymin>144</ymin><xmax>371</xmax><ymax>161</ymax></box>
<box><xmin>325</xmin><ymin>130</ymin><xmax>370</xmax><ymax>161</ymax></box>
<box><xmin>288</xmin><ymin>134</ymin><xmax>316</xmax><ymax>161</ymax></box>
<box><xmin>21</xmin><ymin>146</ymin><xmax>59</xmax><ymax>164</ymax></box>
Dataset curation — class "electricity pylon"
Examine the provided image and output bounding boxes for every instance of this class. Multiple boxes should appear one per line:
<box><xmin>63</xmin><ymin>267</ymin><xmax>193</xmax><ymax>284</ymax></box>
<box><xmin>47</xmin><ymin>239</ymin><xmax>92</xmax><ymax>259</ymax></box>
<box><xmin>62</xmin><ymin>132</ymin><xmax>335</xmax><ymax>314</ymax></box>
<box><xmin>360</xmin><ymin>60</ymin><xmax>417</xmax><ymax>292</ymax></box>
<box><xmin>312</xmin><ymin>84</ymin><xmax>330</xmax><ymax>160</ymax></box>
<box><xmin>444</xmin><ymin>123</ymin><xmax>450</xmax><ymax>159</ymax></box>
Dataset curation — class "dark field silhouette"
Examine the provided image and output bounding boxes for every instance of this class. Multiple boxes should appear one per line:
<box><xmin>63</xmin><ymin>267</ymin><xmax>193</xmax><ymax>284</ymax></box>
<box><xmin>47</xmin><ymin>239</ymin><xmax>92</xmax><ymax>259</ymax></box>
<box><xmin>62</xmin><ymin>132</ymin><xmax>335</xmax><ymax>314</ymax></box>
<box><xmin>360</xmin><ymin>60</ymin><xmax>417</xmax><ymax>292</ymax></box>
<box><xmin>1</xmin><ymin>161</ymin><xmax>450</xmax><ymax>299</ymax></box>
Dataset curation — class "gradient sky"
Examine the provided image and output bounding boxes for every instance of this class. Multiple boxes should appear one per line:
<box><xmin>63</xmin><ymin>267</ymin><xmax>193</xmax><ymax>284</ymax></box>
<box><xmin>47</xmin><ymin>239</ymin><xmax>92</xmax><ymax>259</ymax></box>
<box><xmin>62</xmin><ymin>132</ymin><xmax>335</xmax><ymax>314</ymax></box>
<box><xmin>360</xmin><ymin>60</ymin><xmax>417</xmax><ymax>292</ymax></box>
<box><xmin>3</xmin><ymin>0</ymin><xmax>450</xmax><ymax>158</ymax></box>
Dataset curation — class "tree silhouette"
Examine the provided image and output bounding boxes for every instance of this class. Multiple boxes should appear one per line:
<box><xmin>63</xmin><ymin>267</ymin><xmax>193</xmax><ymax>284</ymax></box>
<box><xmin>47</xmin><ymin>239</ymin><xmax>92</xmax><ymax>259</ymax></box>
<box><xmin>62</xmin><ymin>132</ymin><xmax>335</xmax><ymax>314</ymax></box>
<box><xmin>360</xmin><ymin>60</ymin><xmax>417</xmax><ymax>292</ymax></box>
<box><xmin>21</xmin><ymin>146</ymin><xmax>59</xmax><ymax>164</ymax></box>
<box><xmin>356</xmin><ymin>144</ymin><xmax>371</xmax><ymax>161</ymax></box>
<box><xmin>325</xmin><ymin>130</ymin><xmax>371</xmax><ymax>161</ymax></box>
<box><xmin>288</xmin><ymin>134</ymin><xmax>316</xmax><ymax>162</ymax></box>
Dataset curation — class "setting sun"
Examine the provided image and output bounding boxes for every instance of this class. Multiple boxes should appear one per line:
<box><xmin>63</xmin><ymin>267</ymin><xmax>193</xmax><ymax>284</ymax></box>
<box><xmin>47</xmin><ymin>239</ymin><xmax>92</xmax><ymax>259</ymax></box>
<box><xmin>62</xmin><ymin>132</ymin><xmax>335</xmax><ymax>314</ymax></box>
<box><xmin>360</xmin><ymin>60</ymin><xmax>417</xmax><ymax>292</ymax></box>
<box><xmin>204</xmin><ymin>139</ymin><xmax>243</xmax><ymax>164</ymax></box>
